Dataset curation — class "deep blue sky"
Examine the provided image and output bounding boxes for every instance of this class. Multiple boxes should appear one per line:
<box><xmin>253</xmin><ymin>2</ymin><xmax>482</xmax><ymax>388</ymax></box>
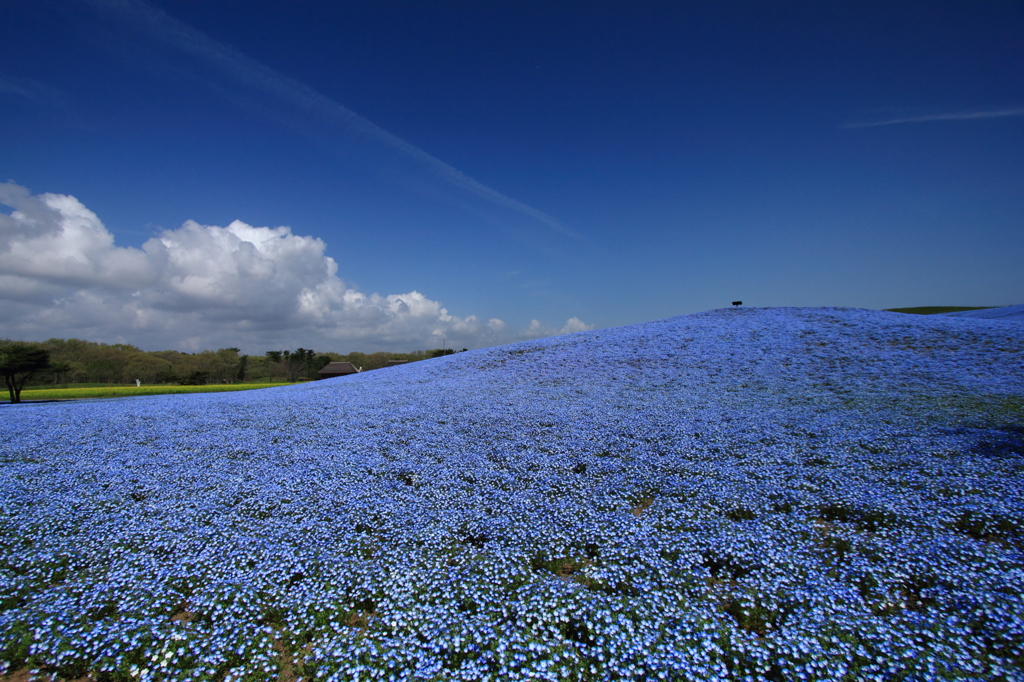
<box><xmin>1</xmin><ymin>1</ymin><xmax>1022</xmax><ymax>352</ymax></box>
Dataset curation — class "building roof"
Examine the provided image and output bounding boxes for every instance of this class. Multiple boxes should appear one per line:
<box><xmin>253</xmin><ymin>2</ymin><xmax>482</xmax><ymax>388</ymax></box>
<box><xmin>317</xmin><ymin>361</ymin><xmax>360</xmax><ymax>375</ymax></box>
<box><xmin>384</xmin><ymin>360</ymin><xmax>409</xmax><ymax>367</ymax></box>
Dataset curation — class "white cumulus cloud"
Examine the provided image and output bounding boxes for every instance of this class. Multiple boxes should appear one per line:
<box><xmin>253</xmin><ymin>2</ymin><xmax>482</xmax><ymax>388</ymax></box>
<box><xmin>0</xmin><ymin>182</ymin><xmax>590</xmax><ymax>352</ymax></box>
<box><xmin>516</xmin><ymin>316</ymin><xmax>595</xmax><ymax>341</ymax></box>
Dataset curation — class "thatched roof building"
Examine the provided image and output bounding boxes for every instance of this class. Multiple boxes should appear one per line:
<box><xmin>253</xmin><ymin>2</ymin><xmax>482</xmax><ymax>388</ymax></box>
<box><xmin>317</xmin><ymin>361</ymin><xmax>361</xmax><ymax>379</ymax></box>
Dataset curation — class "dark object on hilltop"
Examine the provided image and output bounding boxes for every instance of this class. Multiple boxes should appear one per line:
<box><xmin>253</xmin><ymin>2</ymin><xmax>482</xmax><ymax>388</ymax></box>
<box><xmin>0</xmin><ymin>343</ymin><xmax>68</xmax><ymax>403</ymax></box>
<box><xmin>384</xmin><ymin>360</ymin><xmax>409</xmax><ymax>367</ymax></box>
<box><xmin>732</xmin><ymin>301</ymin><xmax>742</xmax><ymax>307</ymax></box>
<box><xmin>317</xmin><ymin>361</ymin><xmax>362</xmax><ymax>379</ymax></box>
<box><xmin>431</xmin><ymin>349</ymin><xmax>456</xmax><ymax>358</ymax></box>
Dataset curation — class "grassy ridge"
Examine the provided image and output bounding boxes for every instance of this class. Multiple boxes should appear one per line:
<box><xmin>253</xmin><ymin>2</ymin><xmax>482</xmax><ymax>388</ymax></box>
<box><xmin>886</xmin><ymin>306</ymin><xmax>995</xmax><ymax>315</ymax></box>
<box><xmin>2</xmin><ymin>382</ymin><xmax>299</xmax><ymax>402</ymax></box>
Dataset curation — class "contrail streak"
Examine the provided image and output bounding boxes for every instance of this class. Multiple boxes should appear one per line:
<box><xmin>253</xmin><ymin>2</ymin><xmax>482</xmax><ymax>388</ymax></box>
<box><xmin>844</xmin><ymin>106</ymin><xmax>1024</xmax><ymax>128</ymax></box>
<box><xmin>87</xmin><ymin>0</ymin><xmax>579</xmax><ymax>239</ymax></box>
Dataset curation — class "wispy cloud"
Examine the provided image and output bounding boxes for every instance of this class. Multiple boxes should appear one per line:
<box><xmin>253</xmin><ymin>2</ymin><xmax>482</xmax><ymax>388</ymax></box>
<box><xmin>85</xmin><ymin>0</ymin><xmax>579</xmax><ymax>239</ymax></box>
<box><xmin>0</xmin><ymin>76</ymin><xmax>36</xmax><ymax>99</ymax></box>
<box><xmin>0</xmin><ymin>75</ymin><xmax>87</xmax><ymax>129</ymax></box>
<box><xmin>0</xmin><ymin>75</ymin><xmax>71</xmax><ymax>106</ymax></box>
<box><xmin>844</xmin><ymin>106</ymin><xmax>1024</xmax><ymax>128</ymax></box>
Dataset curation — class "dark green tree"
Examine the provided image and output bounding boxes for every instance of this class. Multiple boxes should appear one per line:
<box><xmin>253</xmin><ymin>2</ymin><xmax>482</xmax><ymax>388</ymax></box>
<box><xmin>179</xmin><ymin>370</ymin><xmax>209</xmax><ymax>386</ymax></box>
<box><xmin>236</xmin><ymin>355</ymin><xmax>249</xmax><ymax>382</ymax></box>
<box><xmin>283</xmin><ymin>348</ymin><xmax>310</xmax><ymax>381</ymax></box>
<box><xmin>293</xmin><ymin>348</ymin><xmax>318</xmax><ymax>378</ymax></box>
<box><xmin>154</xmin><ymin>368</ymin><xmax>178</xmax><ymax>384</ymax></box>
<box><xmin>0</xmin><ymin>343</ymin><xmax>53</xmax><ymax>403</ymax></box>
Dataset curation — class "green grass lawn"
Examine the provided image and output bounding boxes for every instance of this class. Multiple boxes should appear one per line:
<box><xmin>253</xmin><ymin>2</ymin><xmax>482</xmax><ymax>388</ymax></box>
<box><xmin>885</xmin><ymin>306</ymin><xmax>995</xmax><ymax>315</ymax></box>
<box><xmin>2</xmin><ymin>382</ymin><xmax>300</xmax><ymax>402</ymax></box>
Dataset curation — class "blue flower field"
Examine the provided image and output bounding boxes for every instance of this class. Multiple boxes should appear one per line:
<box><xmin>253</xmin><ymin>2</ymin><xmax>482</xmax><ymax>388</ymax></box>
<box><xmin>1</xmin><ymin>307</ymin><xmax>1022</xmax><ymax>681</ymax></box>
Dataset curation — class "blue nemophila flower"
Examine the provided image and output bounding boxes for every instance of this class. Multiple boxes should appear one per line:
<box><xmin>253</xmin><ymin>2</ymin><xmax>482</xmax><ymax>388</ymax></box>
<box><xmin>1</xmin><ymin>307</ymin><xmax>1022</xmax><ymax>680</ymax></box>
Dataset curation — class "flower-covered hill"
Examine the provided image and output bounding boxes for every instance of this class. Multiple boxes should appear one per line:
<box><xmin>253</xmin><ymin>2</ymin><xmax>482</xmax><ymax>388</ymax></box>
<box><xmin>1</xmin><ymin>307</ymin><xmax>1023</xmax><ymax>681</ymax></box>
<box><xmin>940</xmin><ymin>303</ymin><xmax>1024</xmax><ymax>322</ymax></box>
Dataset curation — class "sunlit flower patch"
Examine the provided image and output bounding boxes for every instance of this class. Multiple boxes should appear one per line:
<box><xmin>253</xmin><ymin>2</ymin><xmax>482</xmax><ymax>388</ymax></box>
<box><xmin>1</xmin><ymin>307</ymin><xmax>1022</xmax><ymax>681</ymax></box>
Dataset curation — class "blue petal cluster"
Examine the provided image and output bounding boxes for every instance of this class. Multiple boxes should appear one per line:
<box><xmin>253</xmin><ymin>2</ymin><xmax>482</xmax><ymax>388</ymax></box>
<box><xmin>2</xmin><ymin>308</ymin><xmax>1022</xmax><ymax>681</ymax></box>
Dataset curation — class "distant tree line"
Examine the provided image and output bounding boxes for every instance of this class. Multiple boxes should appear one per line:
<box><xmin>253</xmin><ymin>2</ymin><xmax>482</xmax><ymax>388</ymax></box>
<box><xmin>0</xmin><ymin>337</ymin><xmax>464</xmax><ymax>391</ymax></box>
